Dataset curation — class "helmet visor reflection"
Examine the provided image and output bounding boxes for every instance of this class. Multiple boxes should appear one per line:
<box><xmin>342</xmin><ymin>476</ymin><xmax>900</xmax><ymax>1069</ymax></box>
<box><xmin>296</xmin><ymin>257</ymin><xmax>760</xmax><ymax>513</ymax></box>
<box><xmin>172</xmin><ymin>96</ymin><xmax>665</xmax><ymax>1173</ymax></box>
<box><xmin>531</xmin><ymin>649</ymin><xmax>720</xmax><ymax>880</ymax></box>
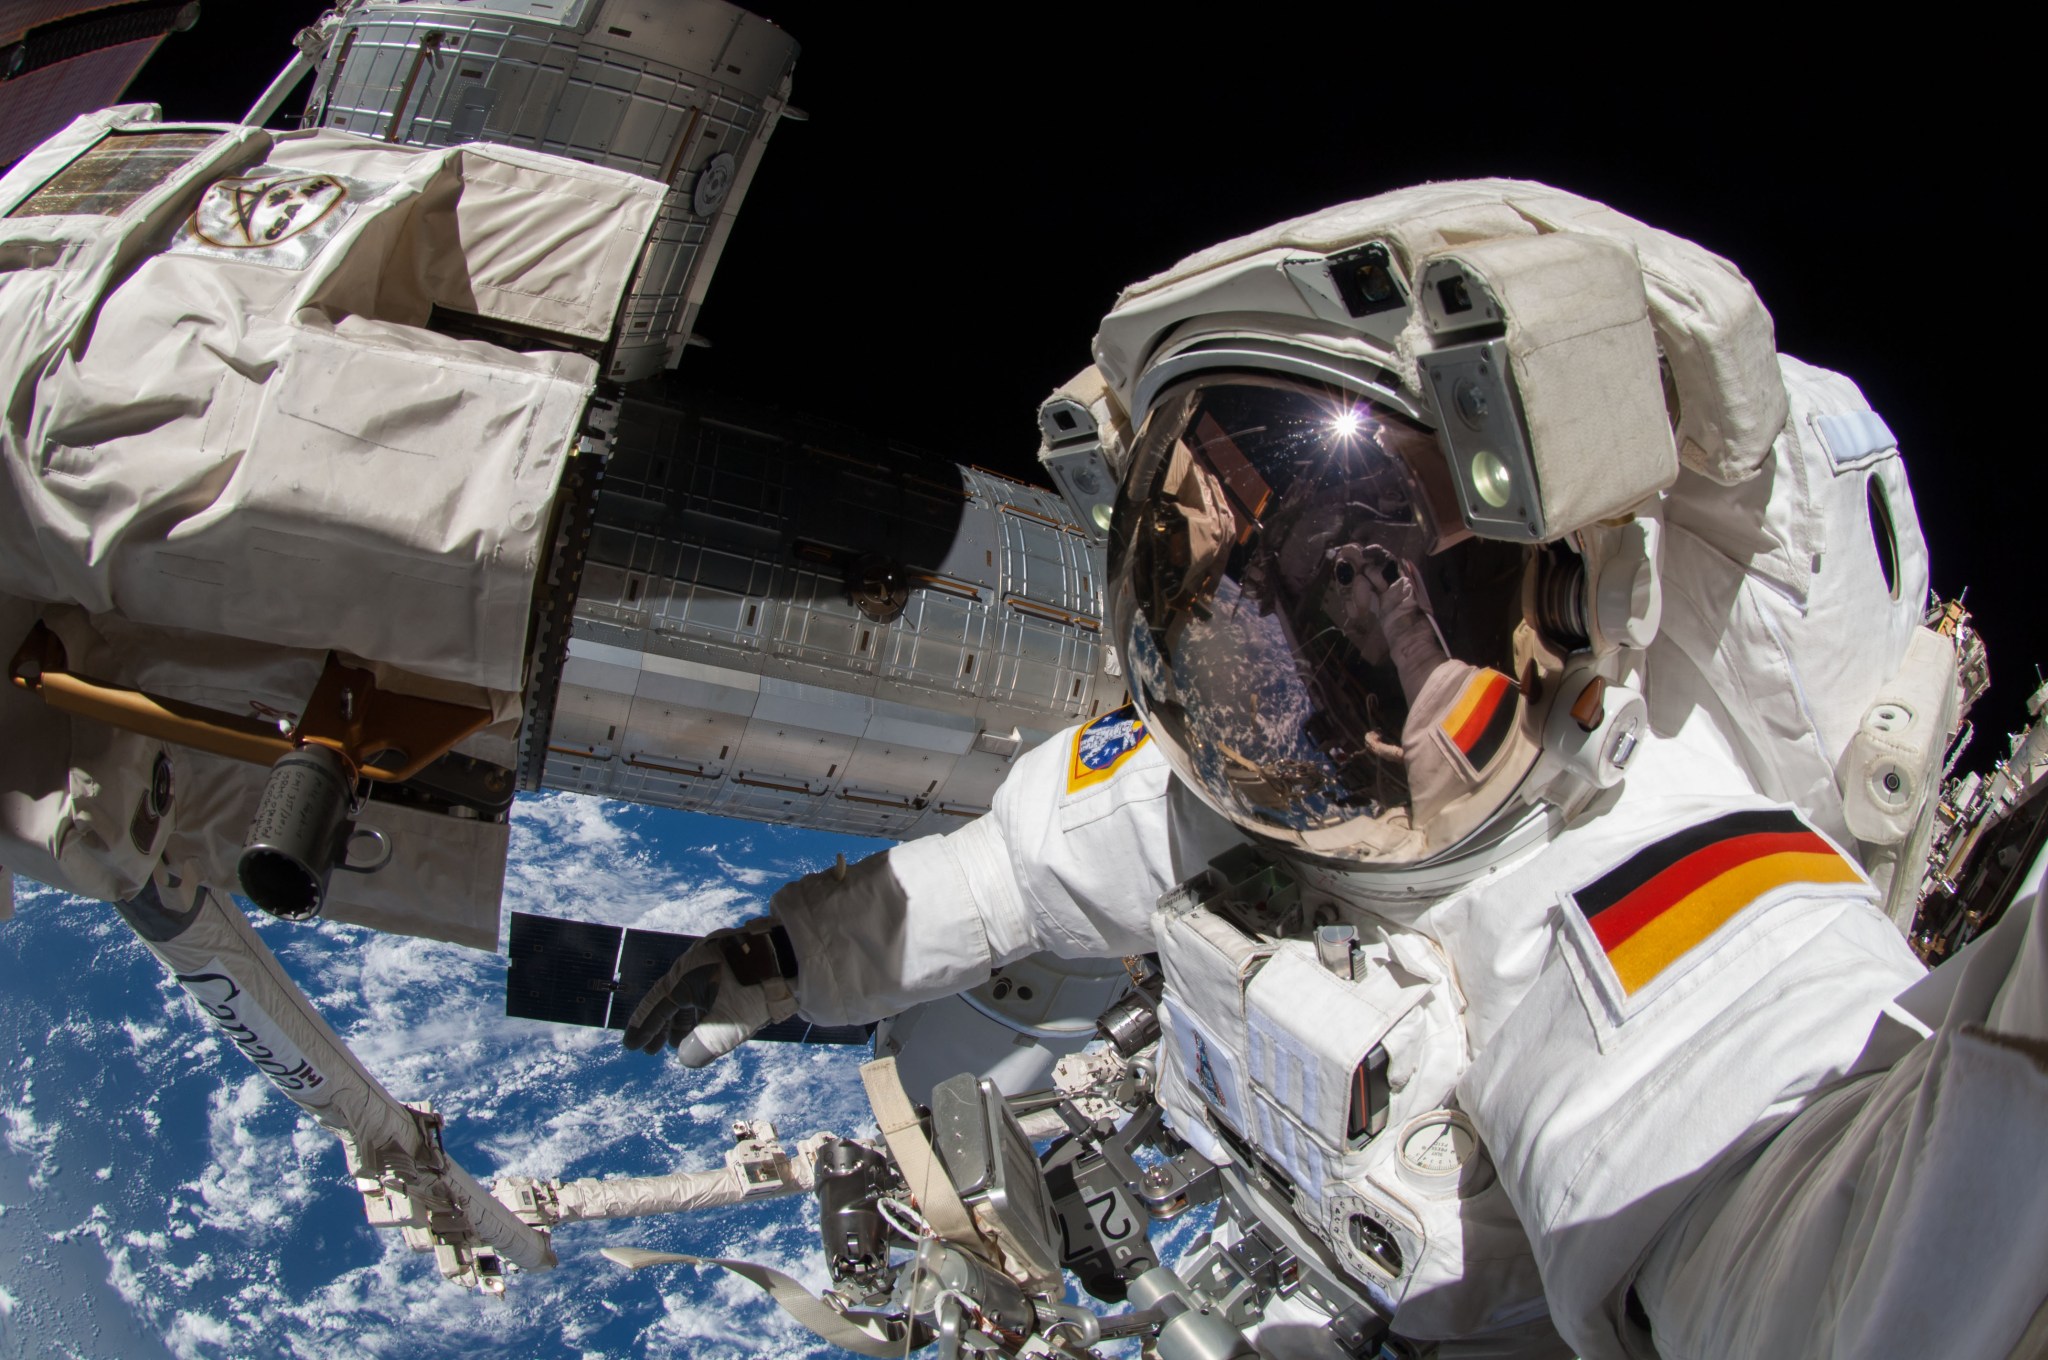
<box><xmin>1109</xmin><ymin>375</ymin><xmax>1529</xmax><ymax>839</ymax></box>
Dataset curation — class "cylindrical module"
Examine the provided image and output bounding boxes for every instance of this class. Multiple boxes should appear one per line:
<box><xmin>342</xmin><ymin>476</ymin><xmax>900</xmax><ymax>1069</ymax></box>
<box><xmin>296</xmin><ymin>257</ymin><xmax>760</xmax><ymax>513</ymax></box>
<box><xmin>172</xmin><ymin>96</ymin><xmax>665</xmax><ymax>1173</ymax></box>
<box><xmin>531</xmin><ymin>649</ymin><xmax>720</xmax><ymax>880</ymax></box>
<box><xmin>1127</xmin><ymin>1266</ymin><xmax>1261</xmax><ymax>1360</ymax></box>
<box><xmin>300</xmin><ymin>0</ymin><xmax>799</xmax><ymax>381</ymax></box>
<box><xmin>534</xmin><ymin>396</ymin><xmax>1124</xmax><ymax>840</ymax></box>
<box><xmin>237</xmin><ymin>746</ymin><xmax>356</xmax><ymax>922</ymax></box>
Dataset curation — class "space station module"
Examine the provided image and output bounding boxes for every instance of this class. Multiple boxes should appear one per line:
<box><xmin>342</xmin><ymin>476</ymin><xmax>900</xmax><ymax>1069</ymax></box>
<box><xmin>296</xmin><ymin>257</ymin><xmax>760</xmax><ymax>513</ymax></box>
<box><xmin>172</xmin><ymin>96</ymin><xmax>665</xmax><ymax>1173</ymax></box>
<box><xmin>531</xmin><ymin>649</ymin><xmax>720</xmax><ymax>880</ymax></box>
<box><xmin>0</xmin><ymin>1</ymin><xmax>1130</xmax><ymax>950</ymax></box>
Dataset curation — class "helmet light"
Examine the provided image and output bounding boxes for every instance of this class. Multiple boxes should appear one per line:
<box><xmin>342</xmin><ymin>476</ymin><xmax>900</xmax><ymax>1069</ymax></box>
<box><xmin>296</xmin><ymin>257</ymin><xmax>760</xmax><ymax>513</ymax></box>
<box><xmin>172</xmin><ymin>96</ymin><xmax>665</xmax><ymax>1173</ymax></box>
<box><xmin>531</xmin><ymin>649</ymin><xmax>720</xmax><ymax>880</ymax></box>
<box><xmin>1470</xmin><ymin>449</ymin><xmax>1513</xmax><ymax>509</ymax></box>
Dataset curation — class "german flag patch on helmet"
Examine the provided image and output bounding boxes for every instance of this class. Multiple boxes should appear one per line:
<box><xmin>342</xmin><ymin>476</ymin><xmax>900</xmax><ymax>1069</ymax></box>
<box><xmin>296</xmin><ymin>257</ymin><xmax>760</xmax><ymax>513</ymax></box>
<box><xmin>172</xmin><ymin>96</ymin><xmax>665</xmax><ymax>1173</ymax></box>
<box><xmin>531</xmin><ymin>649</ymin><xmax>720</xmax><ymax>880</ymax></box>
<box><xmin>1441</xmin><ymin>669</ymin><xmax>1517</xmax><ymax>770</ymax></box>
<box><xmin>1572</xmin><ymin>809</ymin><xmax>1864</xmax><ymax>997</ymax></box>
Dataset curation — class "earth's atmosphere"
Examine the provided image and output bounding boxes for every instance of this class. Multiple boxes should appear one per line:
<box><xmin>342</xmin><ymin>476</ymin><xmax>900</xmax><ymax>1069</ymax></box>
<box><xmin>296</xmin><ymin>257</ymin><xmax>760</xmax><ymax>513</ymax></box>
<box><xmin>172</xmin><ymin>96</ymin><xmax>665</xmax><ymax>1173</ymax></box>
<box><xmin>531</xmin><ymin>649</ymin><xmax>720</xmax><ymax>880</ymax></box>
<box><xmin>0</xmin><ymin>793</ymin><xmax>1204</xmax><ymax>1358</ymax></box>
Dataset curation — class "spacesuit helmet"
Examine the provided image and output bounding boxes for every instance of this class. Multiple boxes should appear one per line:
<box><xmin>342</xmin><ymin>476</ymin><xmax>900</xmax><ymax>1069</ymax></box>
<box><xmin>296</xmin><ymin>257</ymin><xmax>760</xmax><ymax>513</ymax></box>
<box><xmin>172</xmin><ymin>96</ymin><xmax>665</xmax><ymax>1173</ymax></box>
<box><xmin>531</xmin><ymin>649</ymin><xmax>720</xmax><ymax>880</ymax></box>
<box><xmin>1093</xmin><ymin>182</ymin><xmax>1783</xmax><ymax>867</ymax></box>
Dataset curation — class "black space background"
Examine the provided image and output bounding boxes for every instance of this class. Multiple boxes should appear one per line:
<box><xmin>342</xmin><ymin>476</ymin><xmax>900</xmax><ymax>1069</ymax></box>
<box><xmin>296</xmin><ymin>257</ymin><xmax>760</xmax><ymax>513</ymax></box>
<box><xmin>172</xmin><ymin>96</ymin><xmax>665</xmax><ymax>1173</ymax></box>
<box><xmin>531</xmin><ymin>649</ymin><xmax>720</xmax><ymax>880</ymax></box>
<box><xmin>125</xmin><ymin>4</ymin><xmax>2039</xmax><ymax>770</ymax></box>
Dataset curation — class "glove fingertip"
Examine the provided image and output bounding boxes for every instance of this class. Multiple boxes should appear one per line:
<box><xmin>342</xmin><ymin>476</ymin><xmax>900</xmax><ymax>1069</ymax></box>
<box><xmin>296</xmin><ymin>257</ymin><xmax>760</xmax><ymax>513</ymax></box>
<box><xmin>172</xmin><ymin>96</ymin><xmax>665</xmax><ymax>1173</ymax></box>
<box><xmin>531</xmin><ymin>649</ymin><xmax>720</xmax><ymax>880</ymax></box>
<box><xmin>674</xmin><ymin>1033</ymin><xmax>720</xmax><ymax>1068</ymax></box>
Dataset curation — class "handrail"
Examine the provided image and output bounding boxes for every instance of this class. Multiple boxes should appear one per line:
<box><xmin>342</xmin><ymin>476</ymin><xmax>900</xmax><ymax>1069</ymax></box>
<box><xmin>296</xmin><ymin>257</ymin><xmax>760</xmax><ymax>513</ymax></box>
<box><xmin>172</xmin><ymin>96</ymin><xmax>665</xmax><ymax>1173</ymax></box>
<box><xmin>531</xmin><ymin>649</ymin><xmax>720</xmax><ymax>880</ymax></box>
<box><xmin>9</xmin><ymin>621</ymin><xmax>491</xmax><ymax>784</ymax></box>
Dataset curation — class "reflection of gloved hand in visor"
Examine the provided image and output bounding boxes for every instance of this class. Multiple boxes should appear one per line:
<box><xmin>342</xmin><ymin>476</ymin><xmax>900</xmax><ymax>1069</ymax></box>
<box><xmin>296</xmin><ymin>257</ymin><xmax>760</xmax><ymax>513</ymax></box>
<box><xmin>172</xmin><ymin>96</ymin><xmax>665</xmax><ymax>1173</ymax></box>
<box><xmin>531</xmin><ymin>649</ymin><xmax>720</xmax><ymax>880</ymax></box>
<box><xmin>1327</xmin><ymin>543</ymin><xmax>1451</xmax><ymax>701</ymax></box>
<box><xmin>1327</xmin><ymin>542</ymin><xmax>1490</xmax><ymax>824</ymax></box>
<box><xmin>621</xmin><ymin>917</ymin><xmax>799</xmax><ymax>1067</ymax></box>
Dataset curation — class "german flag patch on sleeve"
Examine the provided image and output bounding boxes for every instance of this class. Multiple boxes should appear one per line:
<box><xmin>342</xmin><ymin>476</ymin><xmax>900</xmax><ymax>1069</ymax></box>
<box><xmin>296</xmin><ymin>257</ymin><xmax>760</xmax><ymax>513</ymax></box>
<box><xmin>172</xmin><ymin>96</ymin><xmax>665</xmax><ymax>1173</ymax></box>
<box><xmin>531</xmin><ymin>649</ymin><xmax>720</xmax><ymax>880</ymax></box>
<box><xmin>1571</xmin><ymin>809</ymin><xmax>1865</xmax><ymax>998</ymax></box>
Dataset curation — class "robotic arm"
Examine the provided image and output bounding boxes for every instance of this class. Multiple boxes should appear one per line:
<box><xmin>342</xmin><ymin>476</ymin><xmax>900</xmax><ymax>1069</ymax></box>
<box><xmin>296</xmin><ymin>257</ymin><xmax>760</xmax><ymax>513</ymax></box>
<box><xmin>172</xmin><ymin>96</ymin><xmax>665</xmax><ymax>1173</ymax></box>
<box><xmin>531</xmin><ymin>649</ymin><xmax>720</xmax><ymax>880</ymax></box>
<box><xmin>115</xmin><ymin>883</ymin><xmax>555</xmax><ymax>1290</ymax></box>
<box><xmin>597</xmin><ymin>1051</ymin><xmax>1270</xmax><ymax>1360</ymax></box>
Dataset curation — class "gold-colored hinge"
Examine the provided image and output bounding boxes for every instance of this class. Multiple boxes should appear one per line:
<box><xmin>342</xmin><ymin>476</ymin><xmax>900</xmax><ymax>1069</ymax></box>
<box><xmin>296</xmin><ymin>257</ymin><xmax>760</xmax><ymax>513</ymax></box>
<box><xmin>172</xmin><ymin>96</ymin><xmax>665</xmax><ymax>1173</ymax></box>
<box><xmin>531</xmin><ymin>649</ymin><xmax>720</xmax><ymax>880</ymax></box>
<box><xmin>9</xmin><ymin>621</ymin><xmax>490</xmax><ymax>784</ymax></box>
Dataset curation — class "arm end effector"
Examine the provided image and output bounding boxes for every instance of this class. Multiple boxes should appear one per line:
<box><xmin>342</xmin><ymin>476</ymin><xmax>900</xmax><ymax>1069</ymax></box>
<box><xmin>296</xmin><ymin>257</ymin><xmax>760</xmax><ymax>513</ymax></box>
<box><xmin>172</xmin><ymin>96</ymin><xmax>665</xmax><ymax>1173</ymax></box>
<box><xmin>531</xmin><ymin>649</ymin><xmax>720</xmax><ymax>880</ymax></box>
<box><xmin>621</xmin><ymin>918</ymin><xmax>799</xmax><ymax>1067</ymax></box>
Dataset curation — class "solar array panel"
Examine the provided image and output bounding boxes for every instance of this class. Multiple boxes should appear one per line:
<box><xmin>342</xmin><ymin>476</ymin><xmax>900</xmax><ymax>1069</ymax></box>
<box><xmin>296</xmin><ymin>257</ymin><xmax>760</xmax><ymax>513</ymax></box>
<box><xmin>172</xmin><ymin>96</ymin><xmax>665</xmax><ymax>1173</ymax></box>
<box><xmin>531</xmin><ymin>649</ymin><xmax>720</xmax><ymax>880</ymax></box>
<box><xmin>505</xmin><ymin>911</ymin><xmax>873</xmax><ymax>1046</ymax></box>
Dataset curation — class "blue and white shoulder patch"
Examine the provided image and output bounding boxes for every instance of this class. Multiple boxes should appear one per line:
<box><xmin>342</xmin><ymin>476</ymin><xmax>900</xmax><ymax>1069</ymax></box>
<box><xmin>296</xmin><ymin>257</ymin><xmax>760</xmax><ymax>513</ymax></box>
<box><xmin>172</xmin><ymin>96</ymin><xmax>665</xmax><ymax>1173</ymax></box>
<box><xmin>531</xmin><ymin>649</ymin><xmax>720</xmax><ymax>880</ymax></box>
<box><xmin>1067</xmin><ymin>705</ymin><xmax>1149</xmax><ymax>793</ymax></box>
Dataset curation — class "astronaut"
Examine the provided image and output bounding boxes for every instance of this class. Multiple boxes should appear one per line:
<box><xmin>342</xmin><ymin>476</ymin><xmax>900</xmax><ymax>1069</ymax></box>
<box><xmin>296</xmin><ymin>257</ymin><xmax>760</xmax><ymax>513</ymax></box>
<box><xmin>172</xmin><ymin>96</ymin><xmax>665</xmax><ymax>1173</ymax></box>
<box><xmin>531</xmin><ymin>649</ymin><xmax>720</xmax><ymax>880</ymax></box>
<box><xmin>625</xmin><ymin>181</ymin><xmax>2048</xmax><ymax>1358</ymax></box>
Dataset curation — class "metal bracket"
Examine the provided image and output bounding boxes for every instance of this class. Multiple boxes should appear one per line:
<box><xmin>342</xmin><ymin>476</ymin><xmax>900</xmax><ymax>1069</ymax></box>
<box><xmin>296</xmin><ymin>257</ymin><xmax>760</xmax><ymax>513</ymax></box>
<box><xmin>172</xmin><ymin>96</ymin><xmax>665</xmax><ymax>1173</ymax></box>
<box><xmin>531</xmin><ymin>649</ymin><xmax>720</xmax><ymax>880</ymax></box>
<box><xmin>9</xmin><ymin>621</ymin><xmax>493</xmax><ymax>784</ymax></box>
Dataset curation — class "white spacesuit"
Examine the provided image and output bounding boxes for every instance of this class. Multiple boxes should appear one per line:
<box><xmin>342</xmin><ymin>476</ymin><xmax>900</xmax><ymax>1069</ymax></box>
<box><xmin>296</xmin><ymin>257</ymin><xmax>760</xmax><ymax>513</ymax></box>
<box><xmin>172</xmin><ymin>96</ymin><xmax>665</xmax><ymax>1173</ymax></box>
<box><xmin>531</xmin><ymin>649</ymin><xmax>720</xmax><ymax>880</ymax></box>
<box><xmin>629</xmin><ymin>180</ymin><xmax>2048</xmax><ymax>1358</ymax></box>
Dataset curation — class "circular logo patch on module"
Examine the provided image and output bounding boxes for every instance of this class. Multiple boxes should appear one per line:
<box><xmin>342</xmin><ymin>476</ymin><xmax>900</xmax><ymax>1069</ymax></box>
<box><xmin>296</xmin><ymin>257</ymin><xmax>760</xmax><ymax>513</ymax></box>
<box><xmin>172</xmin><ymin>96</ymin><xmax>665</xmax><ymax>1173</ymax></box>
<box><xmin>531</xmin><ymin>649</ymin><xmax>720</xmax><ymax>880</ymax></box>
<box><xmin>693</xmin><ymin>151</ymin><xmax>737</xmax><ymax>216</ymax></box>
<box><xmin>190</xmin><ymin>173</ymin><xmax>348</xmax><ymax>249</ymax></box>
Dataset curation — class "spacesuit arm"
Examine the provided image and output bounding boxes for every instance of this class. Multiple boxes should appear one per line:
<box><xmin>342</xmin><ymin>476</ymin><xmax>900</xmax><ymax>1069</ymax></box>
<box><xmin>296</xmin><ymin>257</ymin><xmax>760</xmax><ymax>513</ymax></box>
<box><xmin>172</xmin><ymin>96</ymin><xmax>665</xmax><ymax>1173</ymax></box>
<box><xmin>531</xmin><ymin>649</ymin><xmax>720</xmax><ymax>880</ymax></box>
<box><xmin>1325</xmin><ymin>545</ymin><xmax>1450</xmax><ymax>703</ymax></box>
<box><xmin>1459</xmin><ymin>830</ymin><xmax>2048</xmax><ymax>1360</ymax></box>
<box><xmin>1633</xmin><ymin>877</ymin><xmax>2048</xmax><ymax>1359</ymax></box>
<box><xmin>1375</xmin><ymin>571</ymin><xmax>1453</xmax><ymax>705</ymax></box>
<box><xmin>770</xmin><ymin>814</ymin><xmax>1027</xmax><ymax>1026</ymax></box>
<box><xmin>776</xmin><ymin>714</ymin><xmax>1223</xmax><ymax>1026</ymax></box>
<box><xmin>1453</xmin><ymin>827</ymin><xmax>1928</xmax><ymax>1358</ymax></box>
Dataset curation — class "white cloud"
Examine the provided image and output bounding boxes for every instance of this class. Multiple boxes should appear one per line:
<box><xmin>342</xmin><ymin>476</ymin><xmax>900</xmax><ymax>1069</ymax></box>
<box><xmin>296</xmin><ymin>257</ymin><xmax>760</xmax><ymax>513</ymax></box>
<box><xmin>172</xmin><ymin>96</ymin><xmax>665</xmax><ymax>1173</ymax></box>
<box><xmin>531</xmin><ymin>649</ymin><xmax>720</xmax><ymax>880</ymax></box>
<box><xmin>104</xmin><ymin>1243</ymin><xmax>149</xmax><ymax>1310</ymax></box>
<box><xmin>518</xmin><ymin>792</ymin><xmax>631</xmax><ymax>851</ymax></box>
<box><xmin>182</xmin><ymin>1075</ymin><xmax>322</xmax><ymax>1236</ymax></box>
<box><xmin>154</xmin><ymin>1251</ymin><xmax>218</xmax><ymax>1291</ymax></box>
<box><xmin>502</xmin><ymin>793</ymin><xmax>764</xmax><ymax>935</ymax></box>
<box><xmin>3</xmin><ymin>878</ymin><xmax>87</xmax><ymax>913</ymax></box>
<box><xmin>47</xmin><ymin>1202</ymin><xmax>112</xmax><ymax>1245</ymax></box>
<box><xmin>710</xmin><ymin>852</ymin><xmax>776</xmax><ymax>887</ymax></box>
<box><xmin>165</xmin><ymin>1309</ymin><xmax>235</xmax><ymax>1358</ymax></box>
<box><xmin>3</xmin><ymin>1101</ymin><xmax>59</xmax><ymax>1189</ymax></box>
<box><xmin>8</xmin><ymin>798</ymin><xmax>901</xmax><ymax>1359</ymax></box>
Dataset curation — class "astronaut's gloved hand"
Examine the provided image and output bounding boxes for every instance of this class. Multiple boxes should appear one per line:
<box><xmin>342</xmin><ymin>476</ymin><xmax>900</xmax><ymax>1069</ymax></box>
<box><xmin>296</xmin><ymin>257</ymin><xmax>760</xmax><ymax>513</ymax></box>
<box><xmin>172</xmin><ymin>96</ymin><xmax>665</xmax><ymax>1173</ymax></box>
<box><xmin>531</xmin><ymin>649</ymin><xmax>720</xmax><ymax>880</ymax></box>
<box><xmin>620</xmin><ymin>917</ymin><xmax>799</xmax><ymax>1067</ymax></box>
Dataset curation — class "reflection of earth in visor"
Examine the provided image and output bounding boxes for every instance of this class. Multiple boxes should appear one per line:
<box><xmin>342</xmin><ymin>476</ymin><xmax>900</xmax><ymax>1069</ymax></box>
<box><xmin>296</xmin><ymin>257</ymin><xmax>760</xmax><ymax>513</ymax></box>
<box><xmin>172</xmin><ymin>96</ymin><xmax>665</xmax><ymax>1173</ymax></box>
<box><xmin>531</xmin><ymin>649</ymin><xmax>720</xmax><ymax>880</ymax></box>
<box><xmin>1111</xmin><ymin>376</ymin><xmax>1528</xmax><ymax>834</ymax></box>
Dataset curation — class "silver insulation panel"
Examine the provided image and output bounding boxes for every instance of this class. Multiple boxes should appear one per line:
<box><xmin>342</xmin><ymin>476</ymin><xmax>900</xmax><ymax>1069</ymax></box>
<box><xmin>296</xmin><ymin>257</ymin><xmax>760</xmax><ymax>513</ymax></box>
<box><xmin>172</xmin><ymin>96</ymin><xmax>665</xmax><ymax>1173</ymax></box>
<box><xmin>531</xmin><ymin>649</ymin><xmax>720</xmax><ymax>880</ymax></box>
<box><xmin>540</xmin><ymin>398</ymin><xmax>1123</xmax><ymax>840</ymax></box>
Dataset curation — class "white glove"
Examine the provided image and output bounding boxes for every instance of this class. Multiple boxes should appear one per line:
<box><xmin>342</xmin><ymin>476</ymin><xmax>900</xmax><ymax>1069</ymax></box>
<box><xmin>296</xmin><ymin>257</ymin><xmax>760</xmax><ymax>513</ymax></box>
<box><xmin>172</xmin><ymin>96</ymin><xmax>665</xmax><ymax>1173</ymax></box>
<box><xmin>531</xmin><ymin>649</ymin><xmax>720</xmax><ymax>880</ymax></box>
<box><xmin>621</xmin><ymin>918</ymin><xmax>799</xmax><ymax>1067</ymax></box>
